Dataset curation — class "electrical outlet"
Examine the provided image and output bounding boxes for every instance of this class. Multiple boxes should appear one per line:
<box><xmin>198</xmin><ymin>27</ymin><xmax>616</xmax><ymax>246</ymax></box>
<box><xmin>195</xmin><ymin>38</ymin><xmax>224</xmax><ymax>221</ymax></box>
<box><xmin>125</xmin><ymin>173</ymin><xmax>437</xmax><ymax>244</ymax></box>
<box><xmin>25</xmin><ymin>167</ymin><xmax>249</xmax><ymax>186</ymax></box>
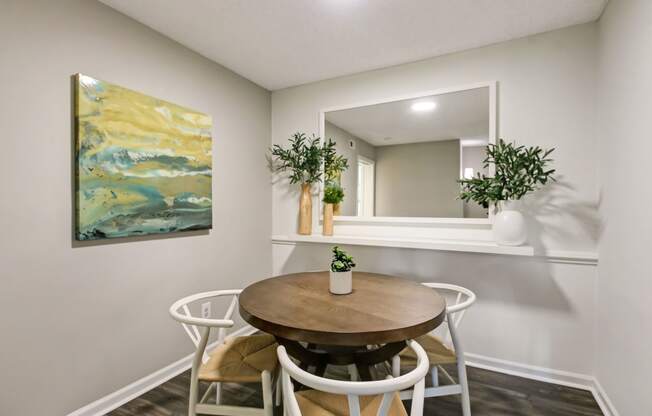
<box><xmin>201</xmin><ymin>302</ymin><xmax>211</xmax><ymax>319</ymax></box>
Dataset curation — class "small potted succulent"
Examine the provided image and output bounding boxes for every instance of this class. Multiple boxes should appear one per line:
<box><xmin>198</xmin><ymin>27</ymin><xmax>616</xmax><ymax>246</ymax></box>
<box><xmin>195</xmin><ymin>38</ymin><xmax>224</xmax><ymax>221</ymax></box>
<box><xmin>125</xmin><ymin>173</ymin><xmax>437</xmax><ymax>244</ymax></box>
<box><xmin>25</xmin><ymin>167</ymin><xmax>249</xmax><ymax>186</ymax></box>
<box><xmin>322</xmin><ymin>183</ymin><xmax>345</xmax><ymax>236</ymax></box>
<box><xmin>329</xmin><ymin>246</ymin><xmax>356</xmax><ymax>295</ymax></box>
<box><xmin>458</xmin><ymin>139</ymin><xmax>555</xmax><ymax>246</ymax></box>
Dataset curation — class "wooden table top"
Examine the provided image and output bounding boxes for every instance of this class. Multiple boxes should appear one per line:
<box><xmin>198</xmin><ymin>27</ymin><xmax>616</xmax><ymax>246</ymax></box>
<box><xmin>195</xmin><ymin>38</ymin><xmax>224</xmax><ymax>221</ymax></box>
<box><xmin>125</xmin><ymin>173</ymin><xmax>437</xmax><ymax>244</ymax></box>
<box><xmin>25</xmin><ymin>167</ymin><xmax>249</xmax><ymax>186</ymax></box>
<box><xmin>239</xmin><ymin>271</ymin><xmax>446</xmax><ymax>346</ymax></box>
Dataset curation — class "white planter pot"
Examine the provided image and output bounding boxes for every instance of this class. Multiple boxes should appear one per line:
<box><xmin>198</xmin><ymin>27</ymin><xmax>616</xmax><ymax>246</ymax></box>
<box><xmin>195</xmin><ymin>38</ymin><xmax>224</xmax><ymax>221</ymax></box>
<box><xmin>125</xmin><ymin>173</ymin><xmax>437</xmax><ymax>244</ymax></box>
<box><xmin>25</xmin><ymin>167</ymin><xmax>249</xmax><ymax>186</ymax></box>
<box><xmin>329</xmin><ymin>270</ymin><xmax>352</xmax><ymax>295</ymax></box>
<box><xmin>493</xmin><ymin>200</ymin><xmax>527</xmax><ymax>246</ymax></box>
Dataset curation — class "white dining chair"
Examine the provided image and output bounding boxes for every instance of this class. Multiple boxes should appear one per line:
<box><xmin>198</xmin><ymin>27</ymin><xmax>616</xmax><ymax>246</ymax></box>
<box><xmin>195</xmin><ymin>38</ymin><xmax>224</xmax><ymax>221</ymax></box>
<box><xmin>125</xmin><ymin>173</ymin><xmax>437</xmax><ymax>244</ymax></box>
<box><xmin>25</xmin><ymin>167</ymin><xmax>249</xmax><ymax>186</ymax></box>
<box><xmin>278</xmin><ymin>339</ymin><xmax>430</xmax><ymax>416</ymax></box>
<box><xmin>170</xmin><ymin>290</ymin><xmax>278</xmax><ymax>416</ymax></box>
<box><xmin>393</xmin><ymin>283</ymin><xmax>476</xmax><ymax>416</ymax></box>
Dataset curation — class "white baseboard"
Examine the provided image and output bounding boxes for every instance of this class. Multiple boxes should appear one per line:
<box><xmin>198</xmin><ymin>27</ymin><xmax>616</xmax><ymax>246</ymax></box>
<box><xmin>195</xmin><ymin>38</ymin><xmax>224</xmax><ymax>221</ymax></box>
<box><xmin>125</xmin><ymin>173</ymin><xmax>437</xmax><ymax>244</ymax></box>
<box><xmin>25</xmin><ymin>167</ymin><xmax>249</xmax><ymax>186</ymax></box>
<box><xmin>465</xmin><ymin>352</ymin><xmax>617</xmax><ymax>416</ymax></box>
<box><xmin>67</xmin><ymin>326</ymin><xmax>255</xmax><ymax>416</ymax></box>
<box><xmin>591</xmin><ymin>378</ymin><xmax>620</xmax><ymax>416</ymax></box>
<box><xmin>465</xmin><ymin>352</ymin><xmax>595</xmax><ymax>390</ymax></box>
<box><xmin>68</xmin><ymin>337</ymin><xmax>618</xmax><ymax>416</ymax></box>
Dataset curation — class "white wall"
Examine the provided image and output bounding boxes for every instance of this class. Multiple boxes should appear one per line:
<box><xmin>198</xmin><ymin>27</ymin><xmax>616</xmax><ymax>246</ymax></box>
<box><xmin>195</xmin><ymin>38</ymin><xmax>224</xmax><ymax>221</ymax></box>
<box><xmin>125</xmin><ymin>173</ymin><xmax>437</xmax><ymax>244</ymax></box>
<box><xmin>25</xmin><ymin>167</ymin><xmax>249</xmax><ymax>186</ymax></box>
<box><xmin>0</xmin><ymin>1</ymin><xmax>271</xmax><ymax>415</ymax></box>
<box><xmin>272</xmin><ymin>24</ymin><xmax>600</xmax><ymax>376</ymax></box>
<box><xmin>596</xmin><ymin>1</ymin><xmax>652</xmax><ymax>414</ymax></box>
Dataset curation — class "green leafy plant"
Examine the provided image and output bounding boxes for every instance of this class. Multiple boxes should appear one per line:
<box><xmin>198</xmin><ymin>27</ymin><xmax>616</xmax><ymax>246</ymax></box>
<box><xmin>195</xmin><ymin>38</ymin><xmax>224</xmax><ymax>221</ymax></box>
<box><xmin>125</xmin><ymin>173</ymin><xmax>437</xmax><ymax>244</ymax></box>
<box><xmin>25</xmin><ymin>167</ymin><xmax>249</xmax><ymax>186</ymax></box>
<box><xmin>323</xmin><ymin>183</ymin><xmax>345</xmax><ymax>204</ymax></box>
<box><xmin>459</xmin><ymin>139</ymin><xmax>556</xmax><ymax>208</ymax></box>
<box><xmin>322</xmin><ymin>139</ymin><xmax>349</xmax><ymax>182</ymax></box>
<box><xmin>330</xmin><ymin>246</ymin><xmax>355</xmax><ymax>272</ymax></box>
<box><xmin>270</xmin><ymin>132</ymin><xmax>323</xmax><ymax>185</ymax></box>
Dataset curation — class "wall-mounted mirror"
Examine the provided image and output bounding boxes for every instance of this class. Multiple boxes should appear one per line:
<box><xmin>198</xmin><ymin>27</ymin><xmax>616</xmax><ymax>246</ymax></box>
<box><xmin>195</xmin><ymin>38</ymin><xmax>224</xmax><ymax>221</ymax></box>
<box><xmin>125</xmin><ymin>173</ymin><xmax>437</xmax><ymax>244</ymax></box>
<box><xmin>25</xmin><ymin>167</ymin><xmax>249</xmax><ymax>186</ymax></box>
<box><xmin>320</xmin><ymin>82</ymin><xmax>496</xmax><ymax>221</ymax></box>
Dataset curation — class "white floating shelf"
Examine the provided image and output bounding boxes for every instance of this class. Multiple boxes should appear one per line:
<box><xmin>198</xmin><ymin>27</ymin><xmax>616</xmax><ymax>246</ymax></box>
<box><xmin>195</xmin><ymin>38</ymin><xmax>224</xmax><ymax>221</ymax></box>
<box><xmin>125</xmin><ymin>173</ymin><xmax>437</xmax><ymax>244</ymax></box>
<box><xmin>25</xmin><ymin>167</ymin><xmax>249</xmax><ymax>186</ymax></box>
<box><xmin>272</xmin><ymin>234</ymin><xmax>535</xmax><ymax>256</ymax></box>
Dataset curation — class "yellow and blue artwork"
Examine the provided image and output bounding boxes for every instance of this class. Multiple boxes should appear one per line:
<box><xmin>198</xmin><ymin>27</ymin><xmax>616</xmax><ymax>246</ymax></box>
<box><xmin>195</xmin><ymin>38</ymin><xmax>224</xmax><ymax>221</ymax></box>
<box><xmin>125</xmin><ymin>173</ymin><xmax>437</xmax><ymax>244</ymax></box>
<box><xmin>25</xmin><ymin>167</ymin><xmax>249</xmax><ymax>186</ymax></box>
<box><xmin>74</xmin><ymin>74</ymin><xmax>212</xmax><ymax>240</ymax></box>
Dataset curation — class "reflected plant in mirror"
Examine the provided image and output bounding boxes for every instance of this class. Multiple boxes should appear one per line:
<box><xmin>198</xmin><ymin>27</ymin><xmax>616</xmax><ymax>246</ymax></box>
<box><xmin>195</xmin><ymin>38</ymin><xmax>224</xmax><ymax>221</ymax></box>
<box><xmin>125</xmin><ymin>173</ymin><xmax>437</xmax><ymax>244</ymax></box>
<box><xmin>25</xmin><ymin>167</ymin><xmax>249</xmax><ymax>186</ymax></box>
<box><xmin>322</xmin><ymin>138</ymin><xmax>349</xmax><ymax>185</ymax></box>
<box><xmin>322</xmin><ymin>138</ymin><xmax>349</xmax><ymax>229</ymax></box>
<box><xmin>458</xmin><ymin>139</ymin><xmax>556</xmax><ymax>246</ymax></box>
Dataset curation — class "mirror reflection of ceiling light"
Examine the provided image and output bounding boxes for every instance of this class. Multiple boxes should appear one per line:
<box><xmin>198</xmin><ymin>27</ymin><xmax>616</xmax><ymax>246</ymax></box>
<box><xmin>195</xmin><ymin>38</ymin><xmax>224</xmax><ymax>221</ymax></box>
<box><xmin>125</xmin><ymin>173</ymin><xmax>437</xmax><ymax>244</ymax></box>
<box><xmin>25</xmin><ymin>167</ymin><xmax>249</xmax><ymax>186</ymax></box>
<box><xmin>411</xmin><ymin>101</ymin><xmax>437</xmax><ymax>112</ymax></box>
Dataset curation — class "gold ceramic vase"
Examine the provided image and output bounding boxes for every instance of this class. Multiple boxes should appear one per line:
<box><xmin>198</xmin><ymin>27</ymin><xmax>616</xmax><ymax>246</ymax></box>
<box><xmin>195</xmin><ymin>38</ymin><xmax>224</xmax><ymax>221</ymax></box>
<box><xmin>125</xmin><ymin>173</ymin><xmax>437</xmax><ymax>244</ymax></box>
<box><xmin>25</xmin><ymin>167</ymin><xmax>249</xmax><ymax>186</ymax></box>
<box><xmin>298</xmin><ymin>183</ymin><xmax>312</xmax><ymax>235</ymax></box>
<box><xmin>323</xmin><ymin>203</ymin><xmax>334</xmax><ymax>236</ymax></box>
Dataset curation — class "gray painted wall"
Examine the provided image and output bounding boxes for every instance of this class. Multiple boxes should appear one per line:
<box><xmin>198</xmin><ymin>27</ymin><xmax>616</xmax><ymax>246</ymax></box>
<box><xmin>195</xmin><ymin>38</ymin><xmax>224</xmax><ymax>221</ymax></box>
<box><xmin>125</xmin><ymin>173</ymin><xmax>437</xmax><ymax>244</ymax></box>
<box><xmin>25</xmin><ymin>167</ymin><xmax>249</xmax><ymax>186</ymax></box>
<box><xmin>0</xmin><ymin>1</ymin><xmax>271</xmax><ymax>415</ymax></box>
<box><xmin>324</xmin><ymin>121</ymin><xmax>376</xmax><ymax>216</ymax></box>
<box><xmin>374</xmin><ymin>140</ymin><xmax>462</xmax><ymax>217</ymax></box>
<box><xmin>4</xmin><ymin>1</ymin><xmax>641</xmax><ymax>413</ymax></box>
<box><xmin>596</xmin><ymin>0</ymin><xmax>652</xmax><ymax>414</ymax></box>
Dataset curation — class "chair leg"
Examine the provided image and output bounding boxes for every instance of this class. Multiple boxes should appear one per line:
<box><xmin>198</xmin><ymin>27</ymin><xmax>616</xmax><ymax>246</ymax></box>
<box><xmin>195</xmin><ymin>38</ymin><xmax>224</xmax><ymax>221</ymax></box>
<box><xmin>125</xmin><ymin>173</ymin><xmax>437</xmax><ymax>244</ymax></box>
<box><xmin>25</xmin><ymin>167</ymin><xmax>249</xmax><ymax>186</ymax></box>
<box><xmin>348</xmin><ymin>364</ymin><xmax>359</xmax><ymax>381</ymax></box>
<box><xmin>431</xmin><ymin>366</ymin><xmax>439</xmax><ymax>387</ymax></box>
<box><xmin>391</xmin><ymin>355</ymin><xmax>401</xmax><ymax>378</ymax></box>
<box><xmin>188</xmin><ymin>373</ymin><xmax>199</xmax><ymax>416</ymax></box>
<box><xmin>262</xmin><ymin>370</ymin><xmax>273</xmax><ymax>416</ymax></box>
<box><xmin>275</xmin><ymin>369</ymin><xmax>282</xmax><ymax>406</ymax></box>
<box><xmin>457</xmin><ymin>359</ymin><xmax>471</xmax><ymax>416</ymax></box>
<box><xmin>215</xmin><ymin>382</ymin><xmax>221</xmax><ymax>405</ymax></box>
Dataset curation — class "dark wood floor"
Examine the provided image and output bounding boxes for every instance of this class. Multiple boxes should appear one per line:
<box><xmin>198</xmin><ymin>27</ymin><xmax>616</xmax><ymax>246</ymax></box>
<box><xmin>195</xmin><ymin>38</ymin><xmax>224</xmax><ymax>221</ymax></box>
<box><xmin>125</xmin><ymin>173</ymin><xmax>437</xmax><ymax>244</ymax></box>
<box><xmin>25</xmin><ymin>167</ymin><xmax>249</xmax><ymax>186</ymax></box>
<box><xmin>107</xmin><ymin>364</ymin><xmax>603</xmax><ymax>416</ymax></box>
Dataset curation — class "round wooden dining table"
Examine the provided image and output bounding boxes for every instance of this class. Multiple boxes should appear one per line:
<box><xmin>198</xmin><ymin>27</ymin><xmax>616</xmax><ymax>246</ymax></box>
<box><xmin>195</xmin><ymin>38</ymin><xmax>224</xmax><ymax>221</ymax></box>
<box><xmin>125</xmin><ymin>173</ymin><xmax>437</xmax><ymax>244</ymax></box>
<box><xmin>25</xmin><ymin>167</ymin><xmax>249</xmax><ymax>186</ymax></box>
<box><xmin>239</xmin><ymin>271</ymin><xmax>446</xmax><ymax>380</ymax></box>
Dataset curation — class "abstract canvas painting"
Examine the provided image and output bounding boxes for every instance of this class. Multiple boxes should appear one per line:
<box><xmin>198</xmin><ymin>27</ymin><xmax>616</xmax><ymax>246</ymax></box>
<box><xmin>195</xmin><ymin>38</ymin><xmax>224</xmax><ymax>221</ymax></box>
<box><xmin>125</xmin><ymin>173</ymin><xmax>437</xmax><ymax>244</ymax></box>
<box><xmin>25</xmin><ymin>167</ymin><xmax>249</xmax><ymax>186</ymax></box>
<box><xmin>74</xmin><ymin>74</ymin><xmax>212</xmax><ymax>240</ymax></box>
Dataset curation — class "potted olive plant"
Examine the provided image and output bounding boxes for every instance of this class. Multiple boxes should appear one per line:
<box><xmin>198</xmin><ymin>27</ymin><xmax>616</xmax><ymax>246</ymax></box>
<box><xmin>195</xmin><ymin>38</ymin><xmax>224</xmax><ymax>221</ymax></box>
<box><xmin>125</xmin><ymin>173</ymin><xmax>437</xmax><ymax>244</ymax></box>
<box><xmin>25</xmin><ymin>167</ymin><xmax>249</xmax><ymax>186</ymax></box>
<box><xmin>322</xmin><ymin>183</ymin><xmax>344</xmax><ymax>236</ymax></box>
<box><xmin>459</xmin><ymin>139</ymin><xmax>555</xmax><ymax>246</ymax></box>
<box><xmin>270</xmin><ymin>133</ymin><xmax>324</xmax><ymax>235</ymax></box>
<box><xmin>330</xmin><ymin>246</ymin><xmax>356</xmax><ymax>295</ymax></box>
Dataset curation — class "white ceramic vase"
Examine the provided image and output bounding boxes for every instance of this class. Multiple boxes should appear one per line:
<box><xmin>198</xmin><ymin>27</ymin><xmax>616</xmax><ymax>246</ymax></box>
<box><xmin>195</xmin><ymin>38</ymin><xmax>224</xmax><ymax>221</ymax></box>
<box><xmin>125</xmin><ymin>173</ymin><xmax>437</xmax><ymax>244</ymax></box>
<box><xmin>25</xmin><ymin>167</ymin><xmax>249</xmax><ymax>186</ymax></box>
<box><xmin>493</xmin><ymin>200</ymin><xmax>527</xmax><ymax>246</ymax></box>
<box><xmin>329</xmin><ymin>270</ymin><xmax>352</xmax><ymax>295</ymax></box>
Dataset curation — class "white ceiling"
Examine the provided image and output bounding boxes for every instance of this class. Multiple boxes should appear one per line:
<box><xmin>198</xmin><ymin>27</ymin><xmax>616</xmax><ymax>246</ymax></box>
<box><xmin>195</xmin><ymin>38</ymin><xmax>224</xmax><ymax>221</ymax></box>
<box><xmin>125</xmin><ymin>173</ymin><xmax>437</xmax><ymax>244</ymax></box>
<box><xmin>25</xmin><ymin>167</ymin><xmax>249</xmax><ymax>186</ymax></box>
<box><xmin>100</xmin><ymin>0</ymin><xmax>607</xmax><ymax>90</ymax></box>
<box><xmin>327</xmin><ymin>87</ymin><xmax>489</xmax><ymax>146</ymax></box>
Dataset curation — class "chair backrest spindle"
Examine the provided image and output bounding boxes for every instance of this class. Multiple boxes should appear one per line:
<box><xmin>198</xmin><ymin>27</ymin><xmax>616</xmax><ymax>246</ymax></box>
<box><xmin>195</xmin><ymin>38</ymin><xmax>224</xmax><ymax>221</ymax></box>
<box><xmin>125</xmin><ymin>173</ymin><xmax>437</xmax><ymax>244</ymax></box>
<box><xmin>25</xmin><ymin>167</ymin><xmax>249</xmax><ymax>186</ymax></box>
<box><xmin>376</xmin><ymin>392</ymin><xmax>394</xmax><ymax>416</ymax></box>
<box><xmin>181</xmin><ymin>304</ymin><xmax>201</xmax><ymax>344</ymax></box>
<box><xmin>169</xmin><ymin>290</ymin><xmax>250</xmax><ymax>365</ymax></box>
<box><xmin>421</xmin><ymin>283</ymin><xmax>476</xmax><ymax>347</ymax></box>
<box><xmin>278</xmin><ymin>340</ymin><xmax>429</xmax><ymax>416</ymax></box>
<box><xmin>347</xmin><ymin>394</ymin><xmax>361</xmax><ymax>416</ymax></box>
<box><xmin>218</xmin><ymin>295</ymin><xmax>239</xmax><ymax>343</ymax></box>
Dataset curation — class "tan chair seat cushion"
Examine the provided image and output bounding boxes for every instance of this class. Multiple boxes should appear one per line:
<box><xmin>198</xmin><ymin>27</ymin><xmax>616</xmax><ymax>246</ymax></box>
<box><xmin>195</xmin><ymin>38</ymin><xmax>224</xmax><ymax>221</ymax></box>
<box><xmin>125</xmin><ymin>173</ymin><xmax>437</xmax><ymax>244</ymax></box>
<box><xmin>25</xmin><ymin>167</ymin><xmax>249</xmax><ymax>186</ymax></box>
<box><xmin>295</xmin><ymin>390</ymin><xmax>407</xmax><ymax>416</ymax></box>
<box><xmin>400</xmin><ymin>333</ymin><xmax>456</xmax><ymax>366</ymax></box>
<box><xmin>198</xmin><ymin>333</ymin><xmax>278</xmax><ymax>382</ymax></box>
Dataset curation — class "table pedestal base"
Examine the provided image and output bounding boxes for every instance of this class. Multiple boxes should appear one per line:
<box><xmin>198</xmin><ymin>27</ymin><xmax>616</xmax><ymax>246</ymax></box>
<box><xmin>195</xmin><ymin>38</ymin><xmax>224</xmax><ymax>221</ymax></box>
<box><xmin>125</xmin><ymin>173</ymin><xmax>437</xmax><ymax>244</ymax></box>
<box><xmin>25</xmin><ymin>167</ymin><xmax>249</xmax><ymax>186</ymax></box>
<box><xmin>276</xmin><ymin>337</ymin><xmax>406</xmax><ymax>381</ymax></box>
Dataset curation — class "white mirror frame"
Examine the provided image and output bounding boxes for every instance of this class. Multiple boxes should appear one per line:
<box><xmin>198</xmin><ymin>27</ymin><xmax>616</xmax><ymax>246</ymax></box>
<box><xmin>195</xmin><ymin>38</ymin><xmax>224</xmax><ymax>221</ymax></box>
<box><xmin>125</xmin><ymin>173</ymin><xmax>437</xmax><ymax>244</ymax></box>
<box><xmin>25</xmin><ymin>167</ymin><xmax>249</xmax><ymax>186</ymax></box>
<box><xmin>318</xmin><ymin>81</ymin><xmax>497</xmax><ymax>227</ymax></box>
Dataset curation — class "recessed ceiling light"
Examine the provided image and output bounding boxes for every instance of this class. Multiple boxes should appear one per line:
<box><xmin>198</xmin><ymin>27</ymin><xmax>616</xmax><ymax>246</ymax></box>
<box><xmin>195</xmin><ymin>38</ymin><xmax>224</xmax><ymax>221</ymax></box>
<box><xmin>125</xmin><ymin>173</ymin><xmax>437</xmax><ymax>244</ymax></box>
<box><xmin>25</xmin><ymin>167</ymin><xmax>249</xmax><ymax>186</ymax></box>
<box><xmin>411</xmin><ymin>101</ymin><xmax>437</xmax><ymax>112</ymax></box>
